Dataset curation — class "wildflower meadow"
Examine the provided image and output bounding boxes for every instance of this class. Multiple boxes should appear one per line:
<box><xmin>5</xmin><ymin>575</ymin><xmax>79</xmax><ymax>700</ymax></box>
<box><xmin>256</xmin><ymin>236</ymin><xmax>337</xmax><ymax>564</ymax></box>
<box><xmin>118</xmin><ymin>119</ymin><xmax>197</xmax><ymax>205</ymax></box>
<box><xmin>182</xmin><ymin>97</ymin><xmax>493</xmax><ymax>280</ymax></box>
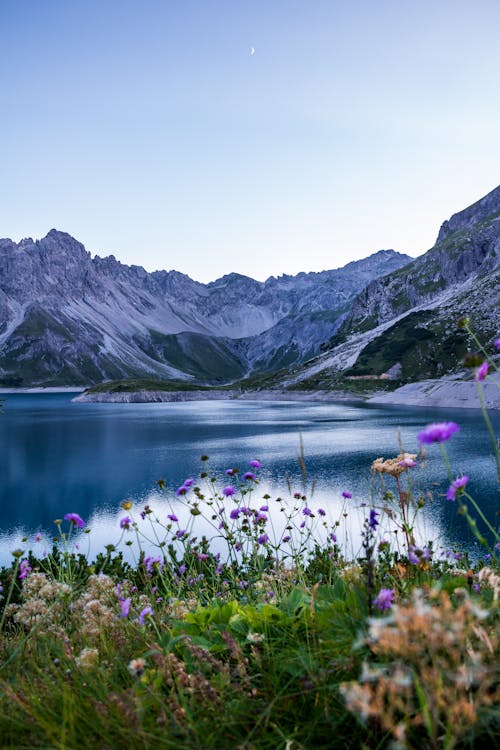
<box><xmin>0</xmin><ymin>333</ymin><xmax>499</xmax><ymax>749</ymax></box>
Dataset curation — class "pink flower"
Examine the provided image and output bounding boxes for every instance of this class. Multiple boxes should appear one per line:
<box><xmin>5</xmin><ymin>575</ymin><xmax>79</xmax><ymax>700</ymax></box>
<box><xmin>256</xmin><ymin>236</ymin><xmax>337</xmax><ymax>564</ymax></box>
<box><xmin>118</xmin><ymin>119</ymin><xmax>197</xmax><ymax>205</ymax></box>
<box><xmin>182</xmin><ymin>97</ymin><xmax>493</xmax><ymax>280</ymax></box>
<box><xmin>18</xmin><ymin>559</ymin><xmax>32</xmax><ymax>580</ymax></box>
<box><xmin>475</xmin><ymin>362</ymin><xmax>488</xmax><ymax>382</ymax></box>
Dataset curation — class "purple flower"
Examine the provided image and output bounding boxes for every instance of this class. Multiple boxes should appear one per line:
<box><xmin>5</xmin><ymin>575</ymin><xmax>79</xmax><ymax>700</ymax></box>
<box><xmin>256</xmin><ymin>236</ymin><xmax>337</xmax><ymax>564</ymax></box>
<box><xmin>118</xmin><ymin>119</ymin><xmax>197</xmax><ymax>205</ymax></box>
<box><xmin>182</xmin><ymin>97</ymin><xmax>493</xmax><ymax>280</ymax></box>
<box><xmin>493</xmin><ymin>337</ymin><xmax>500</xmax><ymax>350</ymax></box>
<box><xmin>373</xmin><ymin>588</ymin><xmax>394</xmax><ymax>611</ymax></box>
<box><xmin>369</xmin><ymin>509</ymin><xmax>380</xmax><ymax>530</ymax></box>
<box><xmin>318</xmin><ymin>508</ymin><xmax>326</xmax><ymax>516</ymax></box>
<box><xmin>225</xmin><ymin>468</ymin><xmax>235</xmax><ymax>476</ymax></box>
<box><xmin>282</xmin><ymin>535</ymin><xmax>291</xmax><ymax>543</ymax></box>
<box><xmin>139</xmin><ymin>606</ymin><xmax>153</xmax><ymax>625</ymax></box>
<box><xmin>178</xmin><ymin>564</ymin><xmax>187</xmax><ymax>575</ymax></box>
<box><xmin>34</xmin><ymin>532</ymin><xmax>42</xmax><ymax>543</ymax></box>
<box><xmin>167</xmin><ymin>513</ymin><xmax>179</xmax><ymax>522</ymax></box>
<box><xmin>119</xmin><ymin>597</ymin><xmax>131</xmax><ymax>618</ymax></box>
<box><xmin>183</xmin><ymin>478</ymin><xmax>195</xmax><ymax>487</ymax></box>
<box><xmin>144</xmin><ymin>556</ymin><xmax>163</xmax><ymax>574</ymax></box>
<box><xmin>18</xmin><ymin>559</ymin><xmax>32</xmax><ymax>580</ymax></box>
<box><xmin>243</xmin><ymin>471</ymin><xmax>257</xmax><ymax>481</ymax></box>
<box><xmin>408</xmin><ymin>546</ymin><xmax>420</xmax><ymax>565</ymax></box>
<box><xmin>302</xmin><ymin>507</ymin><xmax>314</xmax><ymax>517</ymax></box>
<box><xmin>329</xmin><ymin>532</ymin><xmax>337</xmax><ymax>543</ymax></box>
<box><xmin>230</xmin><ymin>508</ymin><xmax>241</xmax><ymax>520</ymax></box>
<box><xmin>342</xmin><ymin>490</ymin><xmax>352</xmax><ymax>499</ymax></box>
<box><xmin>418</xmin><ymin>422</ymin><xmax>460</xmax><ymax>444</ymax></box>
<box><xmin>176</xmin><ymin>485</ymin><xmax>187</xmax><ymax>496</ymax></box>
<box><xmin>176</xmin><ymin>529</ymin><xmax>187</xmax><ymax>539</ymax></box>
<box><xmin>197</xmin><ymin>553</ymin><xmax>209</xmax><ymax>561</ymax></box>
<box><xmin>446</xmin><ymin>475</ymin><xmax>469</xmax><ymax>501</ymax></box>
<box><xmin>120</xmin><ymin>516</ymin><xmax>131</xmax><ymax>530</ymax></box>
<box><xmin>293</xmin><ymin>492</ymin><xmax>302</xmax><ymax>499</ymax></box>
<box><xmin>257</xmin><ymin>533</ymin><xmax>269</xmax><ymax>545</ymax></box>
<box><xmin>475</xmin><ymin>362</ymin><xmax>488</xmax><ymax>382</ymax></box>
<box><xmin>249</xmin><ymin>459</ymin><xmax>262</xmax><ymax>469</ymax></box>
<box><xmin>259</xmin><ymin>505</ymin><xmax>269</xmax><ymax>512</ymax></box>
<box><xmin>254</xmin><ymin>512</ymin><xmax>268</xmax><ymax>523</ymax></box>
<box><xmin>64</xmin><ymin>513</ymin><xmax>85</xmax><ymax>528</ymax></box>
<box><xmin>223</xmin><ymin>485</ymin><xmax>236</xmax><ymax>497</ymax></box>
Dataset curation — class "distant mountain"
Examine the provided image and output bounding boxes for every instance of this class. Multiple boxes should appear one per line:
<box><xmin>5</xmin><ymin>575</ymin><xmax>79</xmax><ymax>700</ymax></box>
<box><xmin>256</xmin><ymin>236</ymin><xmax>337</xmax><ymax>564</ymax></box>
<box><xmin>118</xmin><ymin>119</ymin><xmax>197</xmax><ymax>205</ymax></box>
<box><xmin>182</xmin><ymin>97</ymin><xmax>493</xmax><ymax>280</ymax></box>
<box><xmin>0</xmin><ymin>231</ymin><xmax>410</xmax><ymax>386</ymax></box>
<box><xmin>280</xmin><ymin>184</ymin><xmax>500</xmax><ymax>389</ymax></box>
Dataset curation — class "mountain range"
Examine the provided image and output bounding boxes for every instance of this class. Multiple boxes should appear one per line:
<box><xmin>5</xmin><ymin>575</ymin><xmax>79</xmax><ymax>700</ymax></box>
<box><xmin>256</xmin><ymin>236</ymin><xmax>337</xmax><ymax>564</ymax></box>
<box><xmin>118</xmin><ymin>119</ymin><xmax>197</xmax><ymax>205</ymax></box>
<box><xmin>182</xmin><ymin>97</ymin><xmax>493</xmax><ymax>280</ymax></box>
<box><xmin>0</xmin><ymin>183</ymin><xmax>499</xmax><ymax>389</ymax></box>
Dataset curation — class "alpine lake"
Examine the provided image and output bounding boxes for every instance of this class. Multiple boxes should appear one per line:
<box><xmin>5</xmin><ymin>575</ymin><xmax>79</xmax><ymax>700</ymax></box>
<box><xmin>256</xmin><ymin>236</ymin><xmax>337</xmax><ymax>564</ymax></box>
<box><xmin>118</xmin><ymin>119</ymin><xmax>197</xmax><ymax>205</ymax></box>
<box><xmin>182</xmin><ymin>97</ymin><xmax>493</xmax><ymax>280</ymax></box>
<box><xmin>0</xmin><ymin>392</ymin><xmax>498</xmax><ymax>566</ymax></box>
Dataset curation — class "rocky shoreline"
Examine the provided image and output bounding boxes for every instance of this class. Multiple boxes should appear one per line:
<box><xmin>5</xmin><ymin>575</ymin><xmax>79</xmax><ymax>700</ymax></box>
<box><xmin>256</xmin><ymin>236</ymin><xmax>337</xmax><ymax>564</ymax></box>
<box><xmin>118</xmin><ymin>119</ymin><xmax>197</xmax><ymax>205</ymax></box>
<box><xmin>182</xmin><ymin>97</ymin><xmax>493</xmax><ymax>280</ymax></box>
<box><xmin>71</xmin><ymin>373</ymin><xmax>500</xmax><ymax>410</ymax></box>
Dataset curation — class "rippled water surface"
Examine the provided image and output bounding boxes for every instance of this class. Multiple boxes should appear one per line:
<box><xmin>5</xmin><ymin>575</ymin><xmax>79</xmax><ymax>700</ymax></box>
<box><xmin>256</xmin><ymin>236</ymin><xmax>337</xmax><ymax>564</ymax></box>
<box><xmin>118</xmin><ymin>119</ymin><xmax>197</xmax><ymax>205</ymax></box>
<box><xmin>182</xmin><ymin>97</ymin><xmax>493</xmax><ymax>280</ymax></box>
<box><xmin>0</xmin><ymin>393</ymin><xmax>498</xmax><ymax>564</ymax></box>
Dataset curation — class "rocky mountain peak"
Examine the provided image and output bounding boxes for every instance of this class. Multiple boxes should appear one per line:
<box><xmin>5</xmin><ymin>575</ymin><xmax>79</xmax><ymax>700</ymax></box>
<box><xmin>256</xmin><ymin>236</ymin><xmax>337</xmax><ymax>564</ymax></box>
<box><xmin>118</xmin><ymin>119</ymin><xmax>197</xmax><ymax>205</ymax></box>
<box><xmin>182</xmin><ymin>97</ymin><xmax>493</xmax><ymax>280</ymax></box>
<box><xmin>436</xmin><ymin>183</ymin><xmax>500</xmax><ymax>243</ymax></box>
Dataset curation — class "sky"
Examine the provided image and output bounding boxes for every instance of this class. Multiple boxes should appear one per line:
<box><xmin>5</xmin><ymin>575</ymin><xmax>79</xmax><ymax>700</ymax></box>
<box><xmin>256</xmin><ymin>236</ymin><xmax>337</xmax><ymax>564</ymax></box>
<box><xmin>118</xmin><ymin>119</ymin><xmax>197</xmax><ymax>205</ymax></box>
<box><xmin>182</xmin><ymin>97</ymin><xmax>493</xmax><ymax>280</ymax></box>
<box><xmin>1</xmin><ymin>0</ymin><xmax>500</xmax><ymax>283</ymax></box>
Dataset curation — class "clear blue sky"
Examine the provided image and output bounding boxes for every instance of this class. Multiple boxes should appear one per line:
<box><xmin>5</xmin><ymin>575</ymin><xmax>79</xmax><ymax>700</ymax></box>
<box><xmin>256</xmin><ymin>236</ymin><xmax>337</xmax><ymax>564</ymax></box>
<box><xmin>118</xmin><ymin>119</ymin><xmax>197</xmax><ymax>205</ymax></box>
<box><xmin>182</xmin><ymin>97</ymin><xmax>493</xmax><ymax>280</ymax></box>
<box><xmin>1</xmin><ymin>0</ymin><xmax>500</xmax><ymax>282</ymax></box>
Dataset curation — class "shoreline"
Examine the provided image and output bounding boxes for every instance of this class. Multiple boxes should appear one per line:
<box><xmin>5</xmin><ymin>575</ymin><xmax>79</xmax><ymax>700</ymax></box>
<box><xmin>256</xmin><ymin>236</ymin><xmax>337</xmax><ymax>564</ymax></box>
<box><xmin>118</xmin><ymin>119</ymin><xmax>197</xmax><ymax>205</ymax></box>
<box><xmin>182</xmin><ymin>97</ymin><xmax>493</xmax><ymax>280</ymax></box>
<box><xmin>2</xmin><ymin>374</ymin><xmax>499</xmax><ymax>410</ymax></box>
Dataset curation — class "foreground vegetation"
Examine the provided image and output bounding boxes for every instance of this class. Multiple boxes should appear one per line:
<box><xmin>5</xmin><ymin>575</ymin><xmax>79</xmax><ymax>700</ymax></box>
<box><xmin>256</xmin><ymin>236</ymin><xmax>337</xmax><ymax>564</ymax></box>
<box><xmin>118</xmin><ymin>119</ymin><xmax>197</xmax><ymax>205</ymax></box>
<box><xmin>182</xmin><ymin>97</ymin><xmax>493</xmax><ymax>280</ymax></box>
<box><xmin>1</xmin><ymin>329</ymin><xmax>499</xmax><ymax>749</ymax></box>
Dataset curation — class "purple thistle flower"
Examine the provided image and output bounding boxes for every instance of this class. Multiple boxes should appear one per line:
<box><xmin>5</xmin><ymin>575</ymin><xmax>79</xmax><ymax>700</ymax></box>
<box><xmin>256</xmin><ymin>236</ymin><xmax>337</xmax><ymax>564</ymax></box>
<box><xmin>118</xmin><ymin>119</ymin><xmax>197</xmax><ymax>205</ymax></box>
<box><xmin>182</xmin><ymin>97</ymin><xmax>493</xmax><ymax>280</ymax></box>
<box><xmin>64</xmin><ymin>512</ymin><xmax>85</xmax><ymax>528</ymax></box>
<box><xmin>144</xmin><ymin>556</ymin><xmax>163</xmax><ymax>574</ymax></box>
<box><xmin>342</xmin><ymin>490</ymin><xmax>352</xmax><ymax>499</ymax></box>
<box><xmin>243</xmin><ymin>471</ymin><xmax>257</xmax><ymax>481</ymax></box>
<box><xmin>373</xmin><ymin>588</ymin><xmax>394</xmax><ymax>611</ymax></box>
<box><xmin>139</xmin><ymin>606</ymin><xmax>153</xmax><ymax>625</ymax></box>
<box><xmin>475</xmin><ymin>362</ymin><xmax>488</xmax><ymax>382</ymax></box>
<box><xmin>119</xmin><ymin>597</ymin><xmax>131</xmax><ymax>618</ymax></box>
<box><xmin>249</xmin><ymin>459</ymin><xmax>262</xmax><ymax>469</ymax></box>
<box><xmin>417</xmin><ymin>422</ymin><xmax>460</xmax><ymax>444</ymax></box>
<box><xmin>446</xmin><ymin>474</ymin><xmax>469</xmax><ymax>501</ymax></box>
<box><xmin>369</xmin><ymin>509</ymin><xmax>380</xmax><ymax>530</ymax></box>
<box><xmin>18</xmin><ymin>559</ymin><xmax>32</xmax><ymax>580</ymax></box>
<box><xmin>120</xmin><ymin>516</ymin><xmax>131</xmax><ymax>529</ymax></box>
<box><xmin>257</xmin><ymin>533</ymin><xmax>269</xmax><ymax>545</ymax></box>
<box><xmin>408</xmin><ymin>546</ymin><xmax>420</xmax><ymax>565</ymax></box>
<box><xmin>223</xmin><ymin>485</ymin><xmax>236</xmax><ymax>497</ymax></box>
<box><xmin>230</xmin><ymin>508</ymin><xmax>241</xmax><ymax>520</ymax></box>
<box><xmin>167</xmin><ymin>513</ymin><xmax>179</xmax><ymax>522</ymax></box>
<box><xmin>254</xmin><ymin>512</ymin><xmax>268</xmax><ymax>524</ymax></box>
<box><xmin>302</xmin><ymin>507</ymin><xmax>314</xmax><ymax>517</ymax></box>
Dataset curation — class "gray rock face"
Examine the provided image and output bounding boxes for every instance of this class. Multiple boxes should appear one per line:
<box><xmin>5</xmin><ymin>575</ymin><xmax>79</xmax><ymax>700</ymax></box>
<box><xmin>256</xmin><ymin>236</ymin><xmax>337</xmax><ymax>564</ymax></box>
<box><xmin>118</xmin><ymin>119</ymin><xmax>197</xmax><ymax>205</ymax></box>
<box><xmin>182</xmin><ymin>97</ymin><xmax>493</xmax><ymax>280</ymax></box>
<box><xmin>437</xmin><ymin>184</ymin><xmax>500</xmax><ymax>243</ymax></box>
<box><xmin>338</xmin><ymin>189</ymin><xmax>500</xmax><ymax>337</ymax></box>
<box><xmin>0</xmin><ymin>232</ymin><xmax>410</xmax><ymax>386</ymax></box>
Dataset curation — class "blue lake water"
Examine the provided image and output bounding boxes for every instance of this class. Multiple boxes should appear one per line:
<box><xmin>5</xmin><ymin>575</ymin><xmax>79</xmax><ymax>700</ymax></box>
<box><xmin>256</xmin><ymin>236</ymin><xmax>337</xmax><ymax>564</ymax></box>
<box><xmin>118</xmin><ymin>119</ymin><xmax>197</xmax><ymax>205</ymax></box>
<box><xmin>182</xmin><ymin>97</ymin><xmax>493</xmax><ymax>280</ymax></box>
<box><xmin>0</xmin><ymin>393</ymin><xmax>498</xmax><ymax>565</ymax></box>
